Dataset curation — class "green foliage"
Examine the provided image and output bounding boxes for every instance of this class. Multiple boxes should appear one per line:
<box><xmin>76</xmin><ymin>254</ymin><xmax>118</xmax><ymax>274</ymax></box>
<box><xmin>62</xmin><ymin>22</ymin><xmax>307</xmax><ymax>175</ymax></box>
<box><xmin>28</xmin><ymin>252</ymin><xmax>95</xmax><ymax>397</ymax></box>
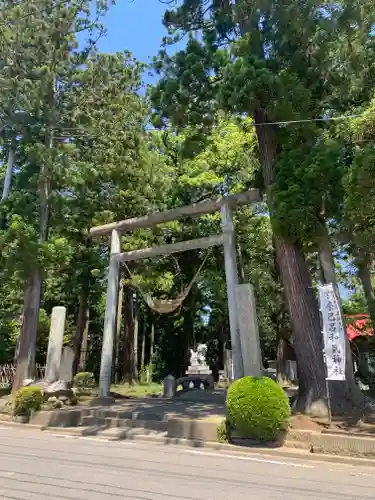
<box><xmin>216</xmin><ymin>419</ymin><xmax>229</xmax><ymax>443</ymax></box>
<box><xmin>236</xmin><ymin>209</ymin><xmax>282</xmax><ymax>359</ymax></box>
<box><xmin>273</xmin><ymin>134</ymin><xmax>345</xmax><ymax>241</ymax></box>
<box><xmin>153</xmin><ymin>0</ymin><xmax>375</xmax><ymax>250</ymax></box>
<box><xmin>73</xmin><ymin>372</ymin><xmax>96</xmax><ymax>389</ymax></box>
<box><xmin>342</xmin><ymin>297</ymin><xmax>368</xmax><ymax>316</ymax></box>
<box><xmin>0</xmin><ymin>0</ymin><xmax>155</xmax><ymax>376</ymax></box>
<box><xmin>344</xmin><ymin>100</ymin><xmax>375</xmax><ymax>254</ymax></box>
<box><xmin>226</xmin><ymin>377</ymin><xmax>291</xmax><ymax>441</ymax></box>
<box><xmin>13</xmin><ymin>386</ymin><xmax>43</xmax><ymax>416</ymax></box>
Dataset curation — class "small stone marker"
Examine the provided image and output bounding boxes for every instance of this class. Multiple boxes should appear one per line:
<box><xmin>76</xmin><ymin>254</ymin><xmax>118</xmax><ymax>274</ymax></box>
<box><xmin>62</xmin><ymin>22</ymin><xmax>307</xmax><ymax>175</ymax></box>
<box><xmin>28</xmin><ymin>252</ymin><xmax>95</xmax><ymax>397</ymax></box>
<box><xmin>45</xmin><ymin>306</ymin><xmax>66</xmax><ymax>383</ymax></box>
<box><xmin>60</xmin><ymin>346</ymin><xmax>74</xmax><ymax>382</ymax></box>
<box><xmin>163</xmin><ymin>374</ymin><xmax>176</xmax><ymax>398</ymax></box>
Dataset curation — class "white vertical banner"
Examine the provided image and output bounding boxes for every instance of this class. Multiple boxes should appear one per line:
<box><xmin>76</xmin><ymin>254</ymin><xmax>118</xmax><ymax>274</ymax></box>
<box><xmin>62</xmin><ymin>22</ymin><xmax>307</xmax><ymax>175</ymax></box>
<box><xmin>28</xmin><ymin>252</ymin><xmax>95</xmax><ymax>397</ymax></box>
<box><xmin>318</xmin><ymin>283</ymin><xmax>346</xmax><ymax>381</ymax></box>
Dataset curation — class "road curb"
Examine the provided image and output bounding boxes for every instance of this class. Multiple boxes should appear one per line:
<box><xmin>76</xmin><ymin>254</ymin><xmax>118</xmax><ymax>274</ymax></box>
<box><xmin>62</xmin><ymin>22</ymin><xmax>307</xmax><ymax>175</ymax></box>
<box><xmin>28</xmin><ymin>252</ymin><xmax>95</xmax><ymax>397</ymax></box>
<box><xmin>37</xmin><ymin>425</ymin><xmax>375</xmax><ymax>468</ymax></box>
<box><xmin>3</xmin><ymin>410</ymin><xmax>375</xmax><ymax>466</ymax></box>
<box><xmin>0</xmin><ymin>420</ymin><xmax>43</xmax><ymax>431</ymax></box>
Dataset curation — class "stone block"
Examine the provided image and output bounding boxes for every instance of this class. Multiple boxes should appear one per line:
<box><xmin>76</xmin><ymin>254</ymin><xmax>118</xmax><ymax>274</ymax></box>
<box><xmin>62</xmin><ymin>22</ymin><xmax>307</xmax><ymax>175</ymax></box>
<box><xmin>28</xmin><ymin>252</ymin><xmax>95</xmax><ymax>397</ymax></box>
<box><xmin>236</xmin><ymin>284</ymin><xmax>263</xmax><ymax>377</ymax></box>
<box><xmin>60</xmin><ymin>347</ymin><xmax>74</xmax><ymax>383</ymax></box>
<box><xmin>45</xmin><ymin>307</ymin><xmax>66</xmax><ymax>383</ymax></box>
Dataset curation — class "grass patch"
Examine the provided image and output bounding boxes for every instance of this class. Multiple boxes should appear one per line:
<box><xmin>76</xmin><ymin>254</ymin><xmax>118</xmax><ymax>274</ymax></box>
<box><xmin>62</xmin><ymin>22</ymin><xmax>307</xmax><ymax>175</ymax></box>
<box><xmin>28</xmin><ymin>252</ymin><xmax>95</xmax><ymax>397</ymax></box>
<box><xmin>110</xmin><ymin>383</ymin><xmax>162</xmax><ymax>398</ymax></box>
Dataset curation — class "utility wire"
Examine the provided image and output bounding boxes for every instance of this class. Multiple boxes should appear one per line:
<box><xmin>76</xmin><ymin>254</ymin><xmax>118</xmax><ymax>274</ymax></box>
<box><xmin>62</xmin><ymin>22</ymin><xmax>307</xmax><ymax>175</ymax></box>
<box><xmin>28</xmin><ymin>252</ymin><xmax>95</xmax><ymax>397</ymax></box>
<box><xmin>48</xmin><ymin>109</ymin><xmax>375</xmax><ymax>136</ymax></box>
<box><xmin>150</xmin><ymin>111</ymin><xmax>375</xmax><ymax>131</ymax></box>
<box><xmin>248</xmin><ymin>111</ymin><xmax>375</xmax><ymax>127</ymax></box>
<box><xmin>3</xmin><ymin>106</ymin><xmax>375</xmax><ymax>141</ymax></box>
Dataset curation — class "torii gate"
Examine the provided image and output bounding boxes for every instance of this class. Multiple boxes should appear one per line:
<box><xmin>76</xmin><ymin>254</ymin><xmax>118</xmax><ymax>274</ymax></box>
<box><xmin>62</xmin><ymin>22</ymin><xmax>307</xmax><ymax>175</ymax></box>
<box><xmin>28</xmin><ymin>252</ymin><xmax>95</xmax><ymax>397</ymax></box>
<box><xmin>89</xmin><ymin>189</ymin><xmax>262</xmax><ymax>397</ymax></box>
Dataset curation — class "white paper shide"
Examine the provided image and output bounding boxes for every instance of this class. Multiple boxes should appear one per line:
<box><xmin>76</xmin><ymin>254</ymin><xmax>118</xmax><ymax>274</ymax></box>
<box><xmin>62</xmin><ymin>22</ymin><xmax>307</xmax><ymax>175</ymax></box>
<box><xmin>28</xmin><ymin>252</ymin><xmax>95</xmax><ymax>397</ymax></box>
<box><xmin>318</xmin><ymin>284</ymin><xmax>346</xmax><ymax>381</ymax></box>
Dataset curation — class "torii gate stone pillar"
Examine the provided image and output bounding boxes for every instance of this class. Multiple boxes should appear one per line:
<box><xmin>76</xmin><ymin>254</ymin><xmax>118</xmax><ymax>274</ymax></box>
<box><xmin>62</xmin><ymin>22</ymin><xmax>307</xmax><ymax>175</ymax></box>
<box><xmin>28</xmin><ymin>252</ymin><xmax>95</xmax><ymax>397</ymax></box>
<box><xmin>99</xmin><ymin>229</ymin><xmax>120</xmax><ymax>398</ymax></box>
<box><xmin>220</xmin><ymin>201</ymin><xmax>244</xmax><ymax>379</ymax></box>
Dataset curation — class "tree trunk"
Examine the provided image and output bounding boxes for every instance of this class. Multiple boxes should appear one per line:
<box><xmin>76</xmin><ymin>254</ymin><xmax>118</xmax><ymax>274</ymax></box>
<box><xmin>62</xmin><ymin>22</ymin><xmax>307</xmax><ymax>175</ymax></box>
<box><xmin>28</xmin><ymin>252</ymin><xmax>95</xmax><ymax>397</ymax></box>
<box><xmin>275</xmin><ymin>238</ymin><xmax>328</xmax><ymax>413</ymax></box>
<box><xmin>255</xmin><ymin>111</ymin><xmax>363</xmax><ymax>414</ymax></box>
<box><xmin>13</xmin><ymin>164</ymin><xmax>50</xmax><ymax>390</ymax></box>
<box><xmin>254</xmin><ymin>111</ymin><xmax>328</xmax><ymax>414</ymax></box>
<box><xmin>317</xmin><ymin>227</ymin><xmax>337</xmax><ymax>286</ymax></box>
<box><xmin>356</xmin><ymin>251</ymin><xmax>375</xmax><ymax>331</ymax></box>
<box><xmin>1</xmin><ymin>146</ymin><xmax>15</xmax><ymax>202</ymax></box>
<box><xmin>13</xmin><ymin>117</ymin><xmax>53</xmax><ymax>391</ymax></box>
<box><xmin>13</xmin><ymin>180</ymin><xmax>49</xmax><ymax>390</ymax></box>
<box><xmin>122</xmin><ymin>284</ymin><xmax>136</xmax><ymax>383</ymax></box>
<box><xmin>140</xmin><ymin>320</ymin><xmax>146</xmax><ymax>375</ymax></box>
<box><xmin>148</xmin><ymin>320</ymin><xmax>155</xmax><ymax>383</ymax></box>
<box><xmin>276</xmin><ymin>337</ymin><xmax>291</xmax><ymax>385</ymax></box>
<box><xmin>114</xmin><ymin>278</ymin><xmax>123</xmax><ymax>384</ymax></box>
<box><xmin>276</xmin><ymin>307</ymin><xmax>296</xmax><ymax>386</ymax></box>
<box><xmin>273</xmin><ymin>249</ymin><xmax>294</xmax><ymax>384</ymax></box>
<box><xmin>79</xmin><ymin>307</ymin><xmax>90</xmax><ymax>372</ymax></box>
<box><xmin>12</xmin><ymin>273</ymin><xmax>42</xmax><ymax>390</ymax></box>
<box><xmin>72</xmin><ymin>287</ymin><xmax>90</xmax><ymax>376</ymax></box>
<box><xmin>182</xmin><ymin>290</ymin><xmax>196</xmax><ymax>375</ymax></box>
<box><xmin>133</xmin><ymin>295</ymin><xmax>139</xmax><ymax>381</ymax></box>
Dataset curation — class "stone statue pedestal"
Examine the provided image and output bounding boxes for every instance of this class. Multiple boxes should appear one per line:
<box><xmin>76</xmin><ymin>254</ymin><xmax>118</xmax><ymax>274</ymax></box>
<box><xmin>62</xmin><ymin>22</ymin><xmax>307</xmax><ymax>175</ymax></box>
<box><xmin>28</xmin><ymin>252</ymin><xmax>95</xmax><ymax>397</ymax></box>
<box><xmin>185</xmin><ymin>364</ymin><xmax>212</xmax><ymax>376</ymax></box>
<box><xmin>178</xmin><ymin>374</ymin><xmax>214</xmax><ymax>391</ymax></box>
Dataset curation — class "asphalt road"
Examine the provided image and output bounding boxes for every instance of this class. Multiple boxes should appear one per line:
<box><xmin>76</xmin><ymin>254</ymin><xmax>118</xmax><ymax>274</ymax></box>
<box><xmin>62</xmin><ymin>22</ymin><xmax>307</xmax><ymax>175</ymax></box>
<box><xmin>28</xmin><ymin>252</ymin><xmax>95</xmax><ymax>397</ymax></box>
<box><xmin>0</xmin><ymin>426</ymin><xmax>374</xmax><ymax>500</ymax></box>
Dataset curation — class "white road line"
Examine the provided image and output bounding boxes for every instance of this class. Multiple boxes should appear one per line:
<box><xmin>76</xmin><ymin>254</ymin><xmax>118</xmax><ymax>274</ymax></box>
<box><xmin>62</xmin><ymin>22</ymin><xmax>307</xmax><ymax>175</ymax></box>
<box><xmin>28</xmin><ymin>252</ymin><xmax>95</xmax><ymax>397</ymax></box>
<box><xmin>50</xmin><ymin>432</ymin><xmax>313</xmax><ymax>466</ymax></box>
<box><xmin>50</xmin><ymin>432</ymin><xmax>138</xmax><ymax>445</ymax></box>
<box><xmin>79</xmin><ymin>436</ymin><xmax>137</xmax><ymax>444</ymax></box>
<box><xmin>348</xmin><ymin>471</ymin><xmax>373</xmax><ymax>477</ymax></box>
<box><xmin>182</xmin><ymin>449</ymin><xmax>315</xmax><ymax>468</ymax></box>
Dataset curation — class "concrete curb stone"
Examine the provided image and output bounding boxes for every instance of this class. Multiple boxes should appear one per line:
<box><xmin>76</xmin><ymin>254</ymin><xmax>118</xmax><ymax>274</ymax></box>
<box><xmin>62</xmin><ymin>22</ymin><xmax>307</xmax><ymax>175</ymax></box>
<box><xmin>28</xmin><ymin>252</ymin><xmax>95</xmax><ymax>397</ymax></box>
<box><xmin>2</xmin><ymin>419</ymin><xmax>375</xmax><ymax>468</ymax></box>
<box><xmin>4</xmin><ymin>408</ymin><xmax>375</xmax><ymax>464</ymax></box>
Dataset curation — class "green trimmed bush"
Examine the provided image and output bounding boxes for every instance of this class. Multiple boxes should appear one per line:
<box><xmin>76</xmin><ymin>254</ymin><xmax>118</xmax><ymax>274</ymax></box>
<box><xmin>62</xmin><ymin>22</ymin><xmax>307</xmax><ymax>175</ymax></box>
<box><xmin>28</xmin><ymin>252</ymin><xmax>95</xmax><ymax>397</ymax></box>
<box><xmin>13</xmin><ymin>386</ymin><xmax>43</xmax><ymax>417</ymax></box>
<box><xmin>73</xmin><ymin>372</ymin><xmax>96</xmax><ymax>389</ymax></box>
<box><xmin>226</xmin><ymin>376</ymin><xmax>291</xmax><ymax>441</ymax></box>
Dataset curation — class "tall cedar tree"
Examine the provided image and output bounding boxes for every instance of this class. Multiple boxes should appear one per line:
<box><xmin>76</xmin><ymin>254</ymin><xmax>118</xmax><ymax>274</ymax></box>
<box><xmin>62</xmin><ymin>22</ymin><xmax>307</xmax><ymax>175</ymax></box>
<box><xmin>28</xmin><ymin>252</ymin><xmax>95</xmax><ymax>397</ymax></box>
<box><xmin>151</xmin><ymin>0</ymin><xmax>375</xmax><ymax>414</ymax></box>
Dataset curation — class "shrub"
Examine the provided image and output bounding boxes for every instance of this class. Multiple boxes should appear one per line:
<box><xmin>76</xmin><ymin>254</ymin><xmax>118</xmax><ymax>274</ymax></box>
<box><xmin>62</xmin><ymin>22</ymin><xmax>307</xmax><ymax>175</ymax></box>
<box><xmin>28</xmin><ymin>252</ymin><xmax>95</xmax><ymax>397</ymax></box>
<box><xmin>226</xmin><ymin>376</ymin><xmax>291</xmax><ymax>441</ymax></box>
<box><xmin>73</xmin><ymin>372</ymin><xmax>96</xmax><ymax>389</ymax></box>
<box><xmin>13</xmin><ymin>386</ymin><xmax>43</xmax><ymax>417</ymax></box>
<box><xmin>217</xmin><ymin>419</ymin><xmax>229</xmax><ymax>443</ymax></box>
<box><xmin>0</xmin><ymin>384</ymin><xmax>11</xmax><ymax>397</ymax></box>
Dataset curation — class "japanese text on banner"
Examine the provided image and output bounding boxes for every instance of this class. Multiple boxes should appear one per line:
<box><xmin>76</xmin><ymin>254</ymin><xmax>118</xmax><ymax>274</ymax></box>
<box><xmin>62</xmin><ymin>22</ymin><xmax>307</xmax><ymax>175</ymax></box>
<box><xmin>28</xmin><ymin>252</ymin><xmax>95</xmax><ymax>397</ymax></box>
<box><xmin>318</xmin><ymin>284</ymin><xmax>346</xmax><ymax>381</ymax></box>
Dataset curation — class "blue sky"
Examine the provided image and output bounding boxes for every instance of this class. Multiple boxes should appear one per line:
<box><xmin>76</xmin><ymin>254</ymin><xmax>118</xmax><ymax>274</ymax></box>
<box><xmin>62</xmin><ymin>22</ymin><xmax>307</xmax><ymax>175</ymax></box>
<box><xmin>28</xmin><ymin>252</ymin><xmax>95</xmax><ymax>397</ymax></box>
<box><xmin>97</xmin><ymin>1</ymin><xmax>169</xmax><ymax>81</ymax></box>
